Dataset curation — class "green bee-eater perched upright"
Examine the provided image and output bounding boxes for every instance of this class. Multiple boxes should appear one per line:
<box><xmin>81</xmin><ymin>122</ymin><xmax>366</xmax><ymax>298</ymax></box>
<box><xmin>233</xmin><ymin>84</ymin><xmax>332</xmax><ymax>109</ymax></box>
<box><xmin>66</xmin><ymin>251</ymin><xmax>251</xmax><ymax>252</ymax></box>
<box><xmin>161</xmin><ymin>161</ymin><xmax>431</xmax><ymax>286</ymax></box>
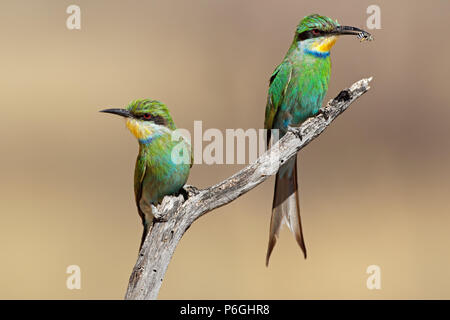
<box><xmin>264</xmin><ymin>14</ymin><xmax>372</xmax><ymax>265</ymax></box>
<box><xmin>101</xmin><ymin>99</ymin><xmax>192</xmax><ymax>248</ymax></box>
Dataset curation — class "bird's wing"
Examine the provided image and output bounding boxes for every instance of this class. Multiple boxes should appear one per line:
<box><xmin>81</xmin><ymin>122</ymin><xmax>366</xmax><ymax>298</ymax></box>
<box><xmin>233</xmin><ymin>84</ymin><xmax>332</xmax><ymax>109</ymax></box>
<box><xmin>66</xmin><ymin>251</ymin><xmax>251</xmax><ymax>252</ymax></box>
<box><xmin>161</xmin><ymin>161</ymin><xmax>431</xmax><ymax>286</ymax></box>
<box><xmin>134</xmin><ymin>155</ymin><xmax>147</xmax><ymax>222</ymax></box>
<box><xmin>264</xmin><ymin>61</ymin><xmax>292</xmax><ymax>141</ymax></box>
<box><xmin>135</xmin><ymin>155</ymin><xmax>154</xmax><ymax>250</ymax></box>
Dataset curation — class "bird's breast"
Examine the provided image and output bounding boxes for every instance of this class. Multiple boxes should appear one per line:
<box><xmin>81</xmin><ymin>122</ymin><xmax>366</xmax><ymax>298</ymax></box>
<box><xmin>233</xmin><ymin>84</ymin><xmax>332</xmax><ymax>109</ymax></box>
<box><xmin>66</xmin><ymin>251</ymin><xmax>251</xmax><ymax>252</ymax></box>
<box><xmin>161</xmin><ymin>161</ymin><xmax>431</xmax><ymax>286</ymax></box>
<box><xmin>139</xmin><ymin>138</ymin><xmax>191</xmax><ymax>204</ymax></box>
<box><xmin>285</xmin><ymin>59</ymin><xmax>331</xmax><ymax>126</ymax></box>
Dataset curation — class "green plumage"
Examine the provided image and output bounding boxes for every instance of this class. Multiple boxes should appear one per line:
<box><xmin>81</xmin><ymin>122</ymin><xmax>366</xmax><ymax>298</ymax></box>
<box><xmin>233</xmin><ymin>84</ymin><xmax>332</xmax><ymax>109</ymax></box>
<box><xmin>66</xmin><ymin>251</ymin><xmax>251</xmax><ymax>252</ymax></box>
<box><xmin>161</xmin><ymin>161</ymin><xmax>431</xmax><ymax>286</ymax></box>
<box><xmin>101</xmin><ymin>99</ymin><xmax>191</xmax><ymax>249</ymax></box>
<box><xmin>130</xmin><ymin>100</ymin><xmax>192</xmax><ymax>248</ymax></box>
<box><xmin>264</xmin><ymin>14</ymin><xmax>337</xmax><ymax>265</ymax></box>
<box><xmin>265</xmin><ymin>14</ymin><xmax>337</xmax><ymax>137</ymax></box>
<box><xmin>264</xmin><ymin>14</ymin><xmax>371</xmax><ymax>265</ymax></box>
<box><xmin>265</xmin><ymin>49</ymin><xmax>331</xmax><ymax>136</ymax></box>
<box><xmin>134</xmin><ymin>130</ymin><xmax>191</xmax><ymax>212</ymax></box>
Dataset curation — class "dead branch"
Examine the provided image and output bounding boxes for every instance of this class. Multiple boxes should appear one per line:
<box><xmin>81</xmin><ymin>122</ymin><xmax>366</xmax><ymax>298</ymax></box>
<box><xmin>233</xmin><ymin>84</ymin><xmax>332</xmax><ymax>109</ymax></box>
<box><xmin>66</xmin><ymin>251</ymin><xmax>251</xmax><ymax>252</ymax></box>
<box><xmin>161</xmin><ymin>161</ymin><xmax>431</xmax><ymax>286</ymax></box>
<box><xmin>125</xmin><ymin>77</ymin><xmax>372</xmax><ymax>300</ymax></box>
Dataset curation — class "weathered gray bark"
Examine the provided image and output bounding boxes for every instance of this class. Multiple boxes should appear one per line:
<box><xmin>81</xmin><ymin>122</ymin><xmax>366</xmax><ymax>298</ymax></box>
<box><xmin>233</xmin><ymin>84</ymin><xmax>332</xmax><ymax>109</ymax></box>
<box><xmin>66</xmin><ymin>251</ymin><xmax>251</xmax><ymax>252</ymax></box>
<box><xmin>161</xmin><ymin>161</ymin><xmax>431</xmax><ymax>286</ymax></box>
<box><xmin>125</xmin><ymin>77</ymin><xmax>373</xmax><ymax>300</ymax></box>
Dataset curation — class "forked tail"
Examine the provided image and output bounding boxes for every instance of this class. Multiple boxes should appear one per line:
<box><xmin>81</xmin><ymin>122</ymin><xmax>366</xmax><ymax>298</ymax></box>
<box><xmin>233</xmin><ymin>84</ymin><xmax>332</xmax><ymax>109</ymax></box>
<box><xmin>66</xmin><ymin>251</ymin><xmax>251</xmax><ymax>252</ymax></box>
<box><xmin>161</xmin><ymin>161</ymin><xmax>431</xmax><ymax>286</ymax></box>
<box><xmin>266</xmin><ymin>155</ymin><xmax>307</xmax><ymax>266</ymax></box>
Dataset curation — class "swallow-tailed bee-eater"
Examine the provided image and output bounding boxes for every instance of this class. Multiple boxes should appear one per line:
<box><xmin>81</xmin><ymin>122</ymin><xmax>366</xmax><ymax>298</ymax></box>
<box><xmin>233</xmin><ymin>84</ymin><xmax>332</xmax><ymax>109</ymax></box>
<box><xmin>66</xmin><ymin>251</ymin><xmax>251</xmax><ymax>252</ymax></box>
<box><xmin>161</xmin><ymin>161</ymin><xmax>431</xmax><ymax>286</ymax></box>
<box><xmin>264</xmin><ymin>14</ymin><xmax>372</xmax><ymax>265</ymax></box>
<box><xmin>101</xmin><ymin>99</ymin><xmax>192</xmax><ymax>248</ymax></box>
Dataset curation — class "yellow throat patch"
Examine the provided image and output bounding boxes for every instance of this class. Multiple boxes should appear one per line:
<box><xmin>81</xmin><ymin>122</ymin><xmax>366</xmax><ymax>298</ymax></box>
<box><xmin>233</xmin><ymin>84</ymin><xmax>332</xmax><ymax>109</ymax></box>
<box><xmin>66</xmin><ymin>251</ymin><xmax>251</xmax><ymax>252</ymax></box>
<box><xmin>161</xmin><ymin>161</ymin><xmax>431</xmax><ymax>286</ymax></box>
<box><xmin>312</xmin><ymin>36</ymin><xmax>338</xmax><ymax>53</ymax></box>
<box><xmin>125</xmin><ymin>118</ymin><xmax>153</xmax><ymax>140</ymax></box>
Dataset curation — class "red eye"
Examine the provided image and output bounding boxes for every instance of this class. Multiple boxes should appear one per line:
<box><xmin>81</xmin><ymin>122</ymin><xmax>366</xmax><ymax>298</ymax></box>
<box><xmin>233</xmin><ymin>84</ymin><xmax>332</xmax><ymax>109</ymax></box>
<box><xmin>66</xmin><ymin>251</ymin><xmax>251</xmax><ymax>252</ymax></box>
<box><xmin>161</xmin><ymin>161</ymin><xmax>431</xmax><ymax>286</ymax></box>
<box><xmin>311</xmin><ymin>29</ymin><xmax>320</xmax><ymax>35</ymax></box>
<box><xmin>143</xmin><ymin>113</ymin><xmax>151</xmax><ymax>120</ymax></box>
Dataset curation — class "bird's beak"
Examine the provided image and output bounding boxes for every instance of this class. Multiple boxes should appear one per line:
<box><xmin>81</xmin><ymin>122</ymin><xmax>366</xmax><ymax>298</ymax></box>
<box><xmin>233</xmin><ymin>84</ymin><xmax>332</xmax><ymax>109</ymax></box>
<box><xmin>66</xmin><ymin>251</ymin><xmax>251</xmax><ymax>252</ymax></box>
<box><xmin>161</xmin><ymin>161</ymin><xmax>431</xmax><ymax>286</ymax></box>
<box><xmin>332</xmin><ymin>25</ymin><xmax>373</xmax><ymax>40</ymax></box>
<box><xmin>100</xmin><ymin>108</ymin><xmax>131</xmax><ymax>118</ymax></box>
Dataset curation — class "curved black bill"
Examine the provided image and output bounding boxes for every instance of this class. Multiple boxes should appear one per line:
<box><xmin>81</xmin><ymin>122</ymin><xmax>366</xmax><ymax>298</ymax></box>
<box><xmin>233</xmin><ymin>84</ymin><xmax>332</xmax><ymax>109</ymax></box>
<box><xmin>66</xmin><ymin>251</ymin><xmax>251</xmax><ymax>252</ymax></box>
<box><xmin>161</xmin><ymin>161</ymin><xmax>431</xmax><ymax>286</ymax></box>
<box><xmin>100</xmin><ymin>108</ymin><xmax>131</xmax><ymax>118</ymax></box>
<box><xmin>333</xmin><ymin>25</ymin><xmax>373</xmax><ymax>40</ymax></box>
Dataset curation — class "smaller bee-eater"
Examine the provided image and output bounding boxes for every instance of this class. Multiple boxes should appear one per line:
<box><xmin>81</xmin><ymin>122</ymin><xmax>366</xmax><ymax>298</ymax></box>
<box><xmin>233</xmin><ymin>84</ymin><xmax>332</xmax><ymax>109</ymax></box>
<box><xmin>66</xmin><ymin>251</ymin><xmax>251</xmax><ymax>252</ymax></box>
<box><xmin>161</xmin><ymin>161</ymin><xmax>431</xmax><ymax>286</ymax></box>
<box><xmin>264</xmin><ymin>14</ymin><xmax>372</xmax><ymax>265</ymax></box>
<box><xmin>101</xmin><ymin>99</ymin><xmax>192</xmax><ymax>248</ymax></box>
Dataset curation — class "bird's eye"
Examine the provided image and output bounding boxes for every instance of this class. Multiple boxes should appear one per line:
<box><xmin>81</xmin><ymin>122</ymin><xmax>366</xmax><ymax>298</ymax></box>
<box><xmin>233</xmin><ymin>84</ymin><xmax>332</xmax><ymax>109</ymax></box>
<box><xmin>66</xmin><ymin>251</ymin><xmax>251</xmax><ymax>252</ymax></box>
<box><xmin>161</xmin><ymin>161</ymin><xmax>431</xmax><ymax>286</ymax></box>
<box><xmin>311</xmin><ymin>29</ymin><xmax>320</xmax><ymax>36</ymax></box>
<box><xmin>143</xmin><ymin>113</ymin><xmax>152</xmax><ymax>120</ymax></box>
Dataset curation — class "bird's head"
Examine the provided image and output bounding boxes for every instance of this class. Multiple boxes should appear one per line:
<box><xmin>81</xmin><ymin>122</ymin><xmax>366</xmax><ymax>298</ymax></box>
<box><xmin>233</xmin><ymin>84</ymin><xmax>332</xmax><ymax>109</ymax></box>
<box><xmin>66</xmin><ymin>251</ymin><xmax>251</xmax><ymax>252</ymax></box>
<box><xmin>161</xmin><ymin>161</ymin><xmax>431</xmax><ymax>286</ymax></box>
<box><xmin>101</xmin><ymin>99</ymin><xmax>176</xmax><ymax>143</ymax></box>
<box><xmin>294</xmin><ymin>14</ymin><xmax>372</xmax><ymax>57</ymax></box>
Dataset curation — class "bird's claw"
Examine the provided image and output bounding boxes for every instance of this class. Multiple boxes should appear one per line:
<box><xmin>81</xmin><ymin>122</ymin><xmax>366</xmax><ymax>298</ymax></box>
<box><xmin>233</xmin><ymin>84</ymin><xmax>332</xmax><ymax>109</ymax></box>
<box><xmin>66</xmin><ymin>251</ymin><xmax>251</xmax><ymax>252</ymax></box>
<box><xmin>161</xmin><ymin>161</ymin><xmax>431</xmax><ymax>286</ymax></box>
<box><xmin>184</xmin><ymin>185</ymin><xmax>200</xmax><ymax>197</ymax></box>
<box><xmin>153</xmin><ymin>215</ymin><xmax>169</xmax><ymax>223</ymax></box>
<box><xmin>151</xmin><ymin>205</ymin><xmax>169</xmax><ymax>223</ymax></box>
<box><xmin>318</xmin><ymin>108</ymin><xmax>329</xmax><ymax>121</ymax></box>
<box><xmin>288</xmin><ymin>125</ymin><xmax>302</xmax><ymax>141</ymax></box>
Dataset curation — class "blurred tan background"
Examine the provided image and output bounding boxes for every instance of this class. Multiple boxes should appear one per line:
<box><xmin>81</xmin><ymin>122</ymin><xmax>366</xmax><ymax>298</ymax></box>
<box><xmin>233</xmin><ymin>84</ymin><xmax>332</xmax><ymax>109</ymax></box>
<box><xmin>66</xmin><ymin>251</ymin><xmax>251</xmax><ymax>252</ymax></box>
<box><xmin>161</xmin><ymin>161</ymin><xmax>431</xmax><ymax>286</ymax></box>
<box><xmin>1</xmin><ymin>0</ymin><xmax>449</xmax><ymax>299</ymax></box>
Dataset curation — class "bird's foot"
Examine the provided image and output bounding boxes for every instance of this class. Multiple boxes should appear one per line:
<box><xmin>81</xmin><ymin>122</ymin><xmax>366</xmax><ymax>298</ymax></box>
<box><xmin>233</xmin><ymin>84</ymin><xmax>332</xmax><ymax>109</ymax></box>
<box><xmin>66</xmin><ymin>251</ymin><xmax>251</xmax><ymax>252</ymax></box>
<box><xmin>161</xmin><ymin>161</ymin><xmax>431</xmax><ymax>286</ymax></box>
<box><xmin>151</xmin><ymin>205</ymin><xmax>169</xmax><ymax>223</ymax></box>
<box><xmin>317</xmin><ymin>108</ymin><xmax>329</xmax><ymax>121</ymax></box>
<box><xmin>183</xmin><ymin>185</ymin><xmax>200</xmax><ymax>198</ymax></box>
<box><xmin>153</xmin><ymin>215</ymin><xmax>169</xmax><ymax>223</ymax></box>
<box><xmin>288</xmin><ymin>125</ymin><xmax>302</xmax><ymax>141</ymax></box>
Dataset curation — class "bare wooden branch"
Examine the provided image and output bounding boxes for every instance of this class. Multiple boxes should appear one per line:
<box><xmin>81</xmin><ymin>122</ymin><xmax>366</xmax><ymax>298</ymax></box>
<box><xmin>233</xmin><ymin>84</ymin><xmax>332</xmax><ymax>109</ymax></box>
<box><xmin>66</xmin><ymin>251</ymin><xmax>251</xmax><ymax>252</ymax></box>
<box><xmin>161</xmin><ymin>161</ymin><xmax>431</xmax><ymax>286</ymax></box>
<box><xmin>124</xmin><ymin>77</ymin><xmax>373</xmax><ymax>300</ymax></box>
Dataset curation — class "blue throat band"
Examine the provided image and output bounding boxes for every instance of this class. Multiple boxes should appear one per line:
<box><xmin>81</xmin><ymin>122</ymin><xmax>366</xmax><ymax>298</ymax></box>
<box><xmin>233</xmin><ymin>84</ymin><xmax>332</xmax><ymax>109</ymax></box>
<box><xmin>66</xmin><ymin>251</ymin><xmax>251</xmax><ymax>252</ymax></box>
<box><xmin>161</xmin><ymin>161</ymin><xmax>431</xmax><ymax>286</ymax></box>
<box><xmin>304</xmin><ymin>48</ymin><xmax>330</xmax><ymax>58</ymax></box>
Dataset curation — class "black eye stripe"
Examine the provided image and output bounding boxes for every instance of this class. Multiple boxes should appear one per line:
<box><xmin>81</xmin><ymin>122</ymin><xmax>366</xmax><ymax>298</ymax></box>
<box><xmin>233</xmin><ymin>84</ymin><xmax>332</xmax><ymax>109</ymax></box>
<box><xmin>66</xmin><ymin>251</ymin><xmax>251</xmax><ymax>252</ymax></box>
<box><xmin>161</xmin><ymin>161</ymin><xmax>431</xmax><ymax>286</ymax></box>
<box><xmin>138</xmin><ymin>114</ymin><xmax>167</xmax><ymax>126</ymax></box>
<box><xmin>151</xmin><ymin>115</ymin><xmax>167</xmax><ymax>126</ymax></box>
<box><xmin>297</xmin><ymin>29</ymin><xmax>326</xmax><ymax>41</ymax></box>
